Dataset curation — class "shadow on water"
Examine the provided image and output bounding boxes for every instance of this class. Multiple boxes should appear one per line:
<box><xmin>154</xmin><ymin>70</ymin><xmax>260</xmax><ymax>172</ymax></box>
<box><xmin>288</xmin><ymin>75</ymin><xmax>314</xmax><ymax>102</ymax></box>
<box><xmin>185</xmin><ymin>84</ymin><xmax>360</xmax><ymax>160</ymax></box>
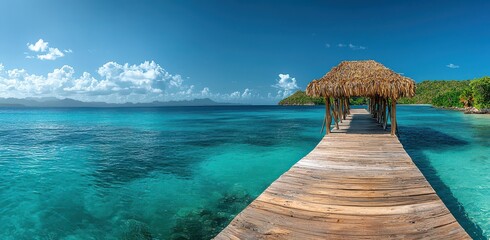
<box><xmin>181</xmin><ymin>117</ymin><xmax>321</xmax><ymax>148</ymax></box>
<box><xmin>398</xmin><ymin>126</ymin><xmax>486</xmax><ymax>240</ymax></box>
<box><xmin>473</xmin><ymin>124</ymin><xmax>490</xmax><ymax>148</ymax></box>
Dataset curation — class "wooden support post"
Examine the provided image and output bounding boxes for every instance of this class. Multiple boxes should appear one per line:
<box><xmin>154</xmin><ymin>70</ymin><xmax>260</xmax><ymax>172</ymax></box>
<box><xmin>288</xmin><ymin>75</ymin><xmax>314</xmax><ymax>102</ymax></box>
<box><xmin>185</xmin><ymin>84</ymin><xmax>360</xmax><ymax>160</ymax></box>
<box><xmin>321</xmin><ymin>97</ymin><xmax>327</xmax><ymax>134</ymax></box>
<box><xmin>341</xmin><ymin>97</ymin><xmax>344</xmax><ymax>120</ymax></box>
<box><xmin>372</xmin><ymin>97</ymin><xmax>375</xmax><ymax>114</ymax></box>
<box><xmin>339</xmin><ymin>98</ymin><xmax>344</xmax><ymax>122</ymax></box>
<box><xmin>333</xmin><ymin>98</ymin><xmax>339</xmax><ymax>129</ymax></box>
<box><xmin>368</xmin><ymin>99</ymin><xmax>371</xmax><ymax>112</ymax></box>
<box><xmin>388</xmin><ymin>100</ymin><xmax>392</xmax><ymax>129</ymax></box>
<box><xmin>373</xmin><ymin>96</ymin><xmax>378</xmax><ymax>118</ymax></box>
<box><xmin>378</xmin><ymin>97</ymin><xmax>382</xmax><ymax>124</ymax></box>
<box><xmin>371</xmin><ymin>97</ymin><xmax>374</xmax><ymax>114</ymax></box>
<box><xmin>346</xmin><ymin>97</ymin><xmax>351</xmax><ymax>114</ymax></box>
<box><xmin>337</xmin><ymin>98</ymin><xmax>341</xmax><ymax>123</ymax></box>
<box><xmin>378</xmin><ymin>98</ymin><xmax>382</xmax><ymax>123</ymax></box>
<box><xmin>378</xmin><ymin>97</ymin><xmax>382</xmax><ymax>123</ymax></box>
<box><xmin>382</xmin><ymin>98</ymin><xmax>387</xmax><ymax>130</ymax></box>
<box><xmin>391</xmin><ymin>99</ymin><xmax>397</xmax><ymax>135</ymax></box>
<box><xmin>337</xmin><ymin>98</ymin><xmax>344</xmax><ymax>122</ymax></box>
<box><xmin>326</xmin><ymin>97</ymin><xmax>331</xmax><ymax>134</ymax></box>
<box><xmin>343</xmin><ymin>97</ymin><xmax>348</xmax><ymax>119</ymax></box>
<box><xmin>368</xmin><ymin>98</ymin><xmax>371</xmax><ymax>113</ymax></box>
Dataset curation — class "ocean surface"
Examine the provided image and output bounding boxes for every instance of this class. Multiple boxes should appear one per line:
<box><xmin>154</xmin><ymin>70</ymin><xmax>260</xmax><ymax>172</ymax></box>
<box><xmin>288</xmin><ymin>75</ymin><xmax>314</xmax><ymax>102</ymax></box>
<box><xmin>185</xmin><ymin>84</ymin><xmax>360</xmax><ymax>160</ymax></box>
<box><xmin>0</xmin><ymin>105</ymin><xmax>488</xmax><ymax>239</ymax></box>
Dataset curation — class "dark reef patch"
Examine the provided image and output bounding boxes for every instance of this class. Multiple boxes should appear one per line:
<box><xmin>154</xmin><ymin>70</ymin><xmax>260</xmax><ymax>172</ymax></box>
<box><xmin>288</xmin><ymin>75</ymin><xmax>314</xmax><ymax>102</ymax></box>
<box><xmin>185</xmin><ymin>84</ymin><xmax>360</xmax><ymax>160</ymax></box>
<box><xmin>170</xmin><ymin>190</ymin><xmax>254</xmax><ymax>240</ymax></box>
<box><xmin>120</xmin><ymin>219</ymin><xmax>153</xmax><ymax>240</ymax></box>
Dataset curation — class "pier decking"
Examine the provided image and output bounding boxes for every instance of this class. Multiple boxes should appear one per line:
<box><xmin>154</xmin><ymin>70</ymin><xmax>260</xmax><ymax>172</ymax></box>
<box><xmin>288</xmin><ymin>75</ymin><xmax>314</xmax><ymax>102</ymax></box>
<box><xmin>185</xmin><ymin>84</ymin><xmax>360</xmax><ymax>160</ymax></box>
<box><xmin>215</xmin><ymin>109</ymin><xmax>469</xmax><ymax>239</ymax></box>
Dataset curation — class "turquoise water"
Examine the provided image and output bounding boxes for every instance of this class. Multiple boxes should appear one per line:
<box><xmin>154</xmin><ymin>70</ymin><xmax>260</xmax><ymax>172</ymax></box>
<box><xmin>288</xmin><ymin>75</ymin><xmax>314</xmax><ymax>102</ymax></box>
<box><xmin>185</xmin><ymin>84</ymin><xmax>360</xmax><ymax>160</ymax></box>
<box><xmin>397</xmin><ymin>105</ymin><xmax>489</xmax><ymax>239</ymax></box>
<box><xmin>0</xmin><ymin>106</ymin><xmax>488</xmax><ymax>239</ymax></box>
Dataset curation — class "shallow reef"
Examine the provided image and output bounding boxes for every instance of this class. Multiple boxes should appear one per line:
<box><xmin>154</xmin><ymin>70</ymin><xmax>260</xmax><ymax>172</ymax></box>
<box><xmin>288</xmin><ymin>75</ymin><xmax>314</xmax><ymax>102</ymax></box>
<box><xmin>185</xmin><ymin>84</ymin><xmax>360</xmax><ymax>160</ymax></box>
<box><xmin>170</xmin><ymin>190</ymin><xmax>254</xmax><ymax>240</ymax></box>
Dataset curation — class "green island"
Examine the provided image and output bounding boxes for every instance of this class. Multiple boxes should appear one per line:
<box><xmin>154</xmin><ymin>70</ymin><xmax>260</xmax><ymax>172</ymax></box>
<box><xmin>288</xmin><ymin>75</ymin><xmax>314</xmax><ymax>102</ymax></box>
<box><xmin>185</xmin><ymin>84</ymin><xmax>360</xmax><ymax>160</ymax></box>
<box><xmin>279</xmin><ymin>77</ymin><xmax>490</xmax><ymax>113</ymax></box>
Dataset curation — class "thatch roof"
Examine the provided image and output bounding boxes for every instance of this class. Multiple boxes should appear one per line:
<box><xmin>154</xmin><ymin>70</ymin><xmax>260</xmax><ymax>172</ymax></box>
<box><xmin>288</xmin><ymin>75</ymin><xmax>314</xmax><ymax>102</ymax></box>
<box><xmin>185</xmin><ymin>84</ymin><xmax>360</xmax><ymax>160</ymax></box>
<box><xmin>306</xmin><ymin>60</ymin><xmax>415</xmax><ymax>100</ymax></box>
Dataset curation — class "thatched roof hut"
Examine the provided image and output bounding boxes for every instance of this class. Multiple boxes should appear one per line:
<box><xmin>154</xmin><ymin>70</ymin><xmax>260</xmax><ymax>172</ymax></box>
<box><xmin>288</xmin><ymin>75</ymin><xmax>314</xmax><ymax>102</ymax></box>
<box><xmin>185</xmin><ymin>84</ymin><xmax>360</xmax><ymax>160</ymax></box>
<box><xmin>307</xmin><ymin>60</ymin><xmax>415</xmax><ymax>135</ymax></box>
<box><xmin>306</xmin><ymin>60</ymin><xmax>415</xmax><ymax>100</ymax></box>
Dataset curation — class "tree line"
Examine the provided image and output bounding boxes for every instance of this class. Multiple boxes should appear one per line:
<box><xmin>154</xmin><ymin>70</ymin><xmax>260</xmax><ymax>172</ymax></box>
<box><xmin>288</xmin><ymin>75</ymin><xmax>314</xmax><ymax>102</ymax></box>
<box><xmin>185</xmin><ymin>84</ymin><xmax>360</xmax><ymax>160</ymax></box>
<box><xmin>279</xmin><ymin>77</ymin><xmax>490</xmax><ymax>109</ymax></box>
<box><xmin>398</xmin><ymin>77</ymin><xmax>490</xmax><ymax>109</ymax></box>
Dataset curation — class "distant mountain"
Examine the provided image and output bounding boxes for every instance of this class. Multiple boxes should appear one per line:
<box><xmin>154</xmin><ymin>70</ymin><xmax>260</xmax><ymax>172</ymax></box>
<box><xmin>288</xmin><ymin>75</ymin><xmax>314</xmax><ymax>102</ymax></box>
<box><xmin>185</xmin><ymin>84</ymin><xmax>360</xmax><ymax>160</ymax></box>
<box><xmin>0</xmin><ymin>97</ymin><xmax>235</xmax><ymax>107</ymax></box>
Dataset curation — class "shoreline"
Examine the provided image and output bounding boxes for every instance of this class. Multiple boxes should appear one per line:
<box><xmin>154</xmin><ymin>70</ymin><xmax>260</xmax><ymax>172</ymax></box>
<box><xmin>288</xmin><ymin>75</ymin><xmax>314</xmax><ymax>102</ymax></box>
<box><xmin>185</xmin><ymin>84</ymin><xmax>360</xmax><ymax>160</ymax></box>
<box><xmin>279</xmin><ymin>103</ymin><xmax>489</xmax><ymax>114</ymax></box>
<box><xmin>432</xmin><ymin>106</ymin><xmax>490</xmax><ymax>114</ymax></box>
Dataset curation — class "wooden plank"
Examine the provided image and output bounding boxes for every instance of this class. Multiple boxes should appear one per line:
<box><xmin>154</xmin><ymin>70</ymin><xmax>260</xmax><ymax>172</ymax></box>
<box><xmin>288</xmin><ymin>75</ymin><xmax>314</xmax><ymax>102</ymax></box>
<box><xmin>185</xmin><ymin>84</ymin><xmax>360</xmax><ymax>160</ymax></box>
<box><xmin>215</xmin><ymin>108</ymin><xmax>470</xmax><ymax>239</ymax></box>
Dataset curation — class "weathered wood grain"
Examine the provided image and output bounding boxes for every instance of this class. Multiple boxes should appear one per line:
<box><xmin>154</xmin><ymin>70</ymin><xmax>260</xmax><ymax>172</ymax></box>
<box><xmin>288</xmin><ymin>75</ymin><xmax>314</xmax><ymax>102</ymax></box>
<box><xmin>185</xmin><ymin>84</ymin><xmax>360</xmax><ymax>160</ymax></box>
<box><xmin>215</xmin><ymin>109</ymin><xmax>469</xmax><ymax>239</ymax></box>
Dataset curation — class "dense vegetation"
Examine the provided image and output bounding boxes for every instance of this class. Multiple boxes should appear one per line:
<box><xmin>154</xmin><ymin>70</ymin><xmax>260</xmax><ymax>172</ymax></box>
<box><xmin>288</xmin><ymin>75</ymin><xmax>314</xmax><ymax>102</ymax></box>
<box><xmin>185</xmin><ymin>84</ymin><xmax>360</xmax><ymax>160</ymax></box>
<box><xmin>278</xmin><ymin>91</ymin><xmax>368</xmax><ymax>105</ymax></box>
<box><xmin>398</xmin><ymin>77</ymin><xmax>490</xmax><ymax>109</ymax></box>
<box><xmin>397</xmin><ymin>80</ymin><xmax>471</xmax><ymax>107</ymax></box>
<box><xmin>278</xmin><ymin>91</ymin><xmax>325</xmax><ymax>105</ymax></box>
<box><xmin>470</xmin><ymin>77</ymin><xmax>490</xmax><ymax>109</ymax></box>
<box><xmin>280</xmin><ymin>77</ymin><xmax>490</xmax><ymax>110</ymax></box>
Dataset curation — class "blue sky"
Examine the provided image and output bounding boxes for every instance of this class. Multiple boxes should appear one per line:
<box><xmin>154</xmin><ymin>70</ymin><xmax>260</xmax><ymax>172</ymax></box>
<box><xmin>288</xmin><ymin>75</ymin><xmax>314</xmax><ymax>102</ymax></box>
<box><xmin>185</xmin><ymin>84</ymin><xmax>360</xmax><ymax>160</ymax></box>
<box><xmin>0</xmin><ymin>0</ymin><xmax>489</xmax><ymax>104</ymax></box>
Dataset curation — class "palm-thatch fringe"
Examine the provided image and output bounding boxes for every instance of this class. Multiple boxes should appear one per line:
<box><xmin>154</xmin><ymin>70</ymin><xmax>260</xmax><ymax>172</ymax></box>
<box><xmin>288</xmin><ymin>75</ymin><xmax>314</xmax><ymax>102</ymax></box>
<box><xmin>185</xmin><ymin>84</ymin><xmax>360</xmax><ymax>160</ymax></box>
<box><xmin>306</xmin><ymin>60</ymin><xmax>415</xmax><ymax>100</ymax></box>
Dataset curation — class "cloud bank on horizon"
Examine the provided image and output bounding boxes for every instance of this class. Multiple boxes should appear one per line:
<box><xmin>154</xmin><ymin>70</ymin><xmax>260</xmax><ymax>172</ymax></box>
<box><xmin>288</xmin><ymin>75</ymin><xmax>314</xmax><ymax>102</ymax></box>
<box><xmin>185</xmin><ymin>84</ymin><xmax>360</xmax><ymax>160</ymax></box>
<box><xmin>0</xmin><ymin>61</ymin><xmax>273</xmax><ymax>103</ymax></box>
<box><xmin>1</xmin><ymin>39</ymin><xmax>297</xmax><ymax>104</ymax></box>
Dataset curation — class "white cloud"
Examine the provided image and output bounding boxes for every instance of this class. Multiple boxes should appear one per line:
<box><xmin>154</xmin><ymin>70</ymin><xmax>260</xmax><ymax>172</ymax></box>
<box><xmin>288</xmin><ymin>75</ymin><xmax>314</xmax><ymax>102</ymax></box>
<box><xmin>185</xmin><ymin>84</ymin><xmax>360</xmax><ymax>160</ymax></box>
<box><xmin>27</xmin><ymin>39</ymin><xmax>48</xmax><ymax>52</ymax></box>
<box><xmin>337</xmin><ymin>43</ymin><xmax>366</xmax><ymax>50</ymax></box>
<box><xmin>325</xmin><ymin>43</ymin><xmax>331</xmax><ymax>48</ymax></box>
<box><xmin>272</xmin><ymin>73</ymin><xmax>299</xmax><ymax>98</ymax></box>
<box><xmin>179</xmin><ymin>85</ymin><xmax>194</xmax><ymax>95</ymax></box>
<box><xmin>193</xmin><ymin>88</ymin><xmax>258</xmax><ymax>103</ymax></box>
<box><xmin>201</xmin><ymin>87</ymin><xmax>210</xmax><ymax>96</ymax></box>
<box><xmin>229</xmin><ymin>91</ymin><xmax>240</xmax><ymax>99</ymax></box>
<box><xmin>97</xmin><ymin>61</ymin><xmax>164</xmax><ymax>87</ymax></box>
<box><xmin>446</xmin><ymin>63</ymin><xmax>460</xmax><ymax>69</ymax></box>
<box><xmin>0</xmin><ymin>61</ymin><xmax>177</xmax><ymax>102</ymax></box>
<box><xmin>26</xmin><ymin>39</ymin><xmax>71</xmax><ymax>60</ymax></box>
<box><xmin>241</xmin><ymin>88</ymin><xmax>252</xmax><ymax>98</ymax></box>
<box><xmin>1</xmin><ymin>60</ymin><xmax>304</xmax><ymax>104</ymax></box>
<box><xmin>3</xmin><ymin>68</ymin><xmax>57</xmax><ymax>96</ymax></box>
<box><xmin>37</xmin><ymin>48</ymin><xmax>65</xmax><ymax>60</ymax></box>
<box><xmin>62</xmin><ymin>72</ymin><xmax>116</xmax><ymax>94</ymax></box>
<box><xmin>0</xmin><ymin>61</ymin><xmax>263</xmax><ymax>104</ymax></box>
<box><xmin>348</xmin><ymin>43</ymin><xmax>366</xmax><ymax>50</ymax></box>
<box><xmin>169</xmin><ymin>75</ymin><xmax>183</xmax><ymax>88</ymax></box>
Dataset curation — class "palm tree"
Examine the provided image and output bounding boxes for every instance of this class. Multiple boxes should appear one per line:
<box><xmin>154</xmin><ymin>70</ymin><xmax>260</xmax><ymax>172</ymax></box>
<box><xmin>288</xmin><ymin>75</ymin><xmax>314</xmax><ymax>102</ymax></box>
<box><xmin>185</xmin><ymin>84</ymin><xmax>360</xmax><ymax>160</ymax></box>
<box><xmin>459</xmin><ymin>88</ymin><xmax>473</xmax><ymax>108</ymax></box>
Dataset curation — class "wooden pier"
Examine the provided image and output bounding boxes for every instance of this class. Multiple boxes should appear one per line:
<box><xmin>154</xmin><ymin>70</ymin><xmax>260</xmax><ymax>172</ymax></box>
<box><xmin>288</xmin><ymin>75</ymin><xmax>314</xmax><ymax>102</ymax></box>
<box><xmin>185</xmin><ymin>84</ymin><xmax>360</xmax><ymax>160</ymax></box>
<box><xmin>215</xmin><ymin>109</ymin><xmax>469</xmax><ymax>239</ymax></box>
